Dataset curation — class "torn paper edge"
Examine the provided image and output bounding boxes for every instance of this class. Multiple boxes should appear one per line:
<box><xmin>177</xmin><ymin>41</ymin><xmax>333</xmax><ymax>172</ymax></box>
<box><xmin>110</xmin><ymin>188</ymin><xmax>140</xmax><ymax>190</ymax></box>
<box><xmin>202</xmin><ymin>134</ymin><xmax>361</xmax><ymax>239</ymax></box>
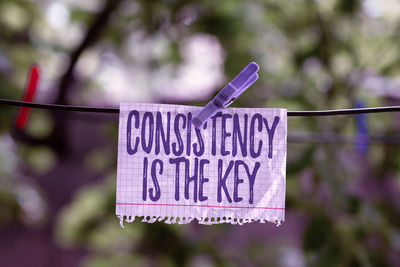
<box><xmin>117</xmin><ymin>215</ymin><xmax>284</xmax><ymax>228</ymax></box>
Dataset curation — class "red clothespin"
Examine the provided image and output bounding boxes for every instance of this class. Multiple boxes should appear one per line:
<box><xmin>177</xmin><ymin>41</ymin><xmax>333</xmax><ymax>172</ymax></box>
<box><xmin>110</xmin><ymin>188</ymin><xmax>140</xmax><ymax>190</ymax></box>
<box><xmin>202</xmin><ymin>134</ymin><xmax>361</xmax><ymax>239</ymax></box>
<box><xmin>15</xmin><ymin>64</ymin><xmax>40</xmax><ymax>130</ymax></box>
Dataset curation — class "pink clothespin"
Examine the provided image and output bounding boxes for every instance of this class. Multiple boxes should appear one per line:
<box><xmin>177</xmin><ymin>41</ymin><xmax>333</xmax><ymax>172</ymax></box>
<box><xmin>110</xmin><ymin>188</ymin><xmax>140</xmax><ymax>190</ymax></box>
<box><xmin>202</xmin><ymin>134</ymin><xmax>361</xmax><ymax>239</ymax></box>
<box><xmin>15</xmin><ymin>64</ymin><xmax>40</xmax><ymax>130</ymax></box>
<box><xmin>192</xmin><ymin>62</ymin><xmax>259</xmax><ymax>129</ymax></box>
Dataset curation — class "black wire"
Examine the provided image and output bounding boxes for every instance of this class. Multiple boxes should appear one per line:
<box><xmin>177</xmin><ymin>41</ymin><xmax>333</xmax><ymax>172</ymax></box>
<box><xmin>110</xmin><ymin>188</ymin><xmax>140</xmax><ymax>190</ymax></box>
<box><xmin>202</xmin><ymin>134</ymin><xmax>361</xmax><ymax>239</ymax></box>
<box><xmin>2</xmin><ymin>99</ymin><xmax>400</xmax><ymax>145</ymax></box>
<box><xmin>288</xmin><ymin>107</ymin><xmax>400</xmax><ymax>116</ymax></box>
<box><xmin>2</xmin><ymin>98</ymin><xmax>400</xmax><ymax>116</ymax></box>
<box><xmin>0</xmin><ymin>99</ymin><xmax>119</xmax><ymax>113</ymax></box>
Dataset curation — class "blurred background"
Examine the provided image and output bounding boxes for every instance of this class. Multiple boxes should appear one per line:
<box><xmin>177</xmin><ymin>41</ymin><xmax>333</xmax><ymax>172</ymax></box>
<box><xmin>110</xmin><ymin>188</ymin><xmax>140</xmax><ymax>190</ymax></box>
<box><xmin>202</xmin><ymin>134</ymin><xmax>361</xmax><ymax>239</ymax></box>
<box><xmin>1</xmin><ymin>0</ymin><xmax>400</xmax><ymax>266</ymax></box>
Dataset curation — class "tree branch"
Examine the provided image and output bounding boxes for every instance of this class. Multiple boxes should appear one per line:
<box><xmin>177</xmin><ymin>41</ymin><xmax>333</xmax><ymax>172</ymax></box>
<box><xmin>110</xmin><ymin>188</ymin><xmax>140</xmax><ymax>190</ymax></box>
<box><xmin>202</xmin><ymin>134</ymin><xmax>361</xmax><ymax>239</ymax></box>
<box><xmin>55</xmin><ymin>0</ymin><xmax>123</xmax><ymax>104</ymax></box>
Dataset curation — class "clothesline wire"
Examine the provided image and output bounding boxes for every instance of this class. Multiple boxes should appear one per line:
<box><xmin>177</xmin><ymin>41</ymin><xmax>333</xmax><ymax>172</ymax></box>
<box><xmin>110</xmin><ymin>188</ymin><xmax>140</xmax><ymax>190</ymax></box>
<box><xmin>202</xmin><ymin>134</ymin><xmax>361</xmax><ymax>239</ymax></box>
<box><xmin>1</xmin><ymin>99</ymin><xmax>400</xmax><ymax>116</ymax></box>
<box><xmin>2</xmin><ymin>99</ymin><xmax>400</xmax><ymax>145</ymax></box>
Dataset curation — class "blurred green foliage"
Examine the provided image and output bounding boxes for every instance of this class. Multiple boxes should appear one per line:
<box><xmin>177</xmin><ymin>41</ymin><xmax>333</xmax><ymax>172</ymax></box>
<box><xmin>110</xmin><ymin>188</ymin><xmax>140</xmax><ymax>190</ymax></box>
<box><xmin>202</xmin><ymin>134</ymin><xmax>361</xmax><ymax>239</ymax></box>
<box><xmin>1</xmin><ymin>0</ymin><xmax>400</xmax><ymax>266</ymax></box>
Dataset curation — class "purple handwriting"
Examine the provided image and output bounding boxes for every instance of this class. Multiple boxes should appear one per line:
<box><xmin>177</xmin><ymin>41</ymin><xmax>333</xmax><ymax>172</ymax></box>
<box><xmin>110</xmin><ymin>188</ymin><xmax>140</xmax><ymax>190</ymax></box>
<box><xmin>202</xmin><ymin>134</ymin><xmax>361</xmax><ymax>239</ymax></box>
<box><xmin>126</xmin><ymin>110</ymin><xmax>280</xmax><ymax>204</ymax></box>
<box><xmin>127</xmin><ymin>111</ymin><xmax>279</xmax><ymax>159</ymax></box>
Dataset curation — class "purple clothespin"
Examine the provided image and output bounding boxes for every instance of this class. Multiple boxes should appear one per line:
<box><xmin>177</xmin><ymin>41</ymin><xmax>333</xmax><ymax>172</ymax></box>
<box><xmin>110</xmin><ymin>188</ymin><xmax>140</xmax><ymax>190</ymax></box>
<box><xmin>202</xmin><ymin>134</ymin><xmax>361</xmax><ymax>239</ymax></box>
<box><xmin>192</xmin><ymin>62</ymin><xmax>259</xmax><ymax>128</ymax></box>
<box><xmin>355</xmin><ymin>100</ymin><xmax>369</xmax><ymax>154</ymax></box>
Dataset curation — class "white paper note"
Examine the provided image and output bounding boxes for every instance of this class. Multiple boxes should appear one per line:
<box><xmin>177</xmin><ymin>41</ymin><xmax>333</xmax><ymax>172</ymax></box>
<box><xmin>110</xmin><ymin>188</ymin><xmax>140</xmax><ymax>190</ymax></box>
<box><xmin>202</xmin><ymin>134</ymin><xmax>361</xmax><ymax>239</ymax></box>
<box><xmin>116</xmin><ymin>103</ymin><xmax>286</xmax><ymax>225</ymax></box>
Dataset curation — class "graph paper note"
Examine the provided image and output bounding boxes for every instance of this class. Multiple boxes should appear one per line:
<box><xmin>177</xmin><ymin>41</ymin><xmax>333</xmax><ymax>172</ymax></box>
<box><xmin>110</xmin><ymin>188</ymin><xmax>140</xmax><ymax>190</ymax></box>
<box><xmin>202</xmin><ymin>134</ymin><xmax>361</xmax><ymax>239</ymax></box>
<box><xmin>116</xmin><ymin>103</ymin><xmax>286</xmax><ymax>225</ymax></box>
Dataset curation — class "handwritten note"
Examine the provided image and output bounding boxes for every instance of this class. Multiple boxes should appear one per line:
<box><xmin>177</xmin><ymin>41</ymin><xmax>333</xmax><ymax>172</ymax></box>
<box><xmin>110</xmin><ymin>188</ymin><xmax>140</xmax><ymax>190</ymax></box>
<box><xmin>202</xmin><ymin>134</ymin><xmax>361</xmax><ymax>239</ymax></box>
<box><xmin>116</xmin><ymin>103</ymin><xmax>286</xmax><ymax>225</ymax></box>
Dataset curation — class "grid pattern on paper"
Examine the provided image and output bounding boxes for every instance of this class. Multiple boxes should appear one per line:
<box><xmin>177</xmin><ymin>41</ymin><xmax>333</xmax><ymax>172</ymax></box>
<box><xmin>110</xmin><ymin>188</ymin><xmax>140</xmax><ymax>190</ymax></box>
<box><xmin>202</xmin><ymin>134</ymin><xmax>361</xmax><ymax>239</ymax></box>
<box><xmin>116</xmin><ymin>103</ymin><xmax>286</xmax><ymax>223</ymax></box>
